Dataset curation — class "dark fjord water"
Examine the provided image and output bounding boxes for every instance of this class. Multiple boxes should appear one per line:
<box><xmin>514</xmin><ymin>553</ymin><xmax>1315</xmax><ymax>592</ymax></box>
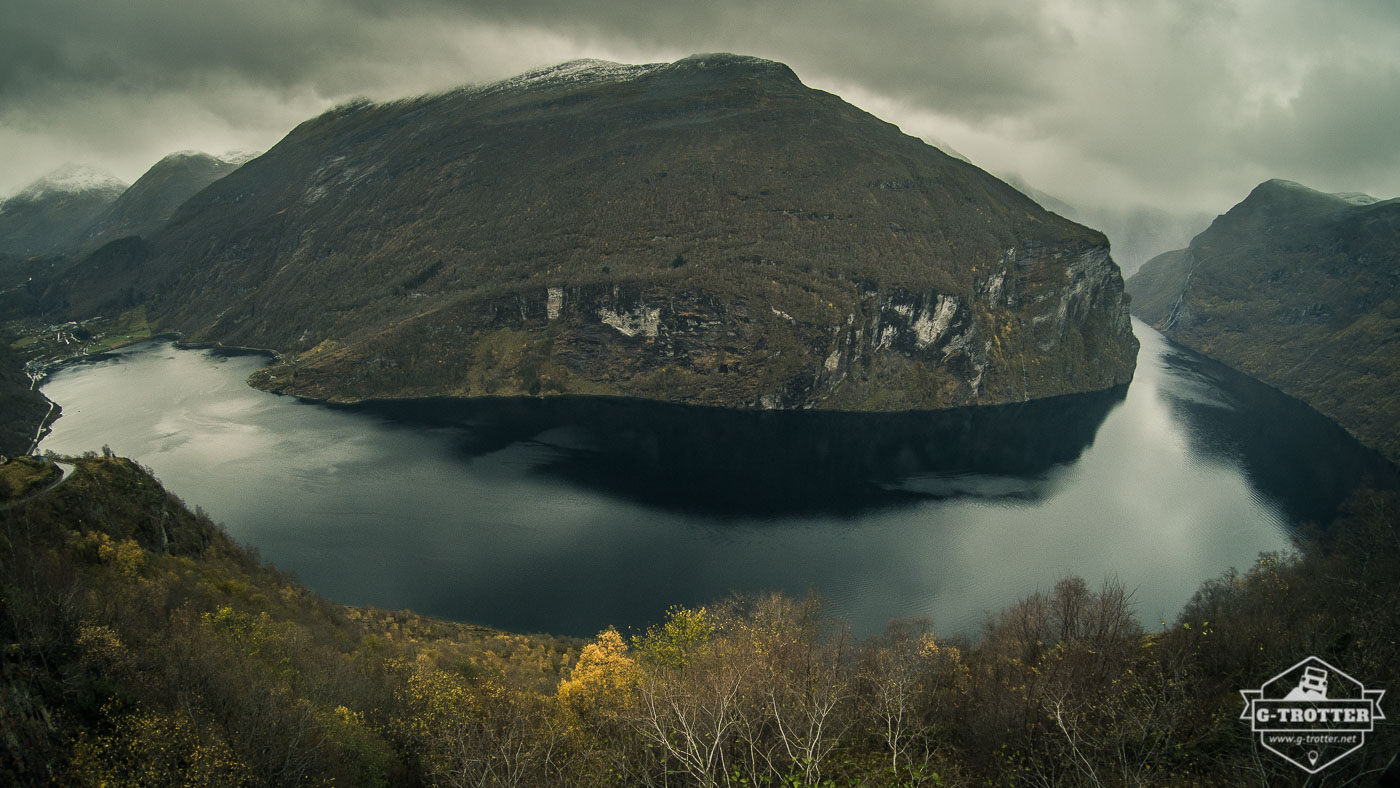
<box><xmin>38</xmin><ymin>320</ymin><xmax>1395</xmax><ymax>638</ymax></box>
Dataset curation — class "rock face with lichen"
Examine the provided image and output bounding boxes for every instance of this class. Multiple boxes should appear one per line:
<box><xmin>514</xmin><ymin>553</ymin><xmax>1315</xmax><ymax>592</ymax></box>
<box><xmin>55</xmin><ymin>53</ymin><xmax>1137</xmax><ymax>411</ymax></box>
<box><xmin>1128</xmin><ymin>179</ymin><xmax>1400</xmax><ymax>463</ymax></box>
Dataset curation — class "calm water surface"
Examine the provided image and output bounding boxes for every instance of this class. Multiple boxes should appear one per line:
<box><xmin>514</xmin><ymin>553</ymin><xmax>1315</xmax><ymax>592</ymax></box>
<box><xmin>39</xmin><ymin>320</ymin><xmax>1394</xmax><ymax>637</ymax></box>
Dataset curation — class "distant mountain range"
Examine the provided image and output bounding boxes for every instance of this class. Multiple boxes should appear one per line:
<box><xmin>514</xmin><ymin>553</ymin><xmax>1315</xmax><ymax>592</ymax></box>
<box><xmin>1127</xmin><ymin>179</ymin><xmax>1399</xmax><ymax>463</ymax></box>
<box><xmin>0</xmin><ymin>153</ymin><xmax>246</xmax><ymax>260</ymax></box>
<box><xmin>81</xmin><ymin>152</ymin><xmax>242</xmax><ymax>250</ymax></box>
<box><xmin>48</xmin><ymin>54</ymin><xmax>1138</xmax><ymax>412</ymax></box>
<box><xmin>0</xmin><ymin>164</ymin><xmax>127</xmax><ymax>257</ymax></box>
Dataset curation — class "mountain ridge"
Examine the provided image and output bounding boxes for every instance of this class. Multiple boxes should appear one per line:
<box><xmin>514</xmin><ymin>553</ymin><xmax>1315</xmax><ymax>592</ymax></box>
<box><xmin>1127</xmin><ymin>178</ymin><xmax>1400</xmax><ymax>463</ymax></box>
<box><xmin>0</xmin><ymin>153</ymin><xmax>248</xmax><ymax>261</ymax></box>
<box><xmin>53</xmin><ymin>53</ymin><xmax>1138</xmax><ymax>411</ymax></box>
<box><xmin>80</xmin><ymin>151</ymin><xmax>242</xmax><ymax>250</ymax></box>
<box><xmin>0</xmin><ymin>165</ymin><xmax>128</xmax><ymax>256</ymax></box>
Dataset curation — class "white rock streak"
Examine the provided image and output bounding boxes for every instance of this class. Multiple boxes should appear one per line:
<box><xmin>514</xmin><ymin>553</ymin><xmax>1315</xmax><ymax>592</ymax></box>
<box><xmin>599</xmin><ymin>305</ymin><xmax>660</xmax><ymax>338</ymax></box>
<box><xmin>912</xmin><ymin>295</ymin><xmax>959</xmax><ymax>349</ymax></box>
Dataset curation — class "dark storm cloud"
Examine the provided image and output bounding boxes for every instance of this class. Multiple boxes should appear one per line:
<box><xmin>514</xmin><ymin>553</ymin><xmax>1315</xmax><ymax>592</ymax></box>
<box><xmin>1237</xmin><ymin>59</ymin><xmax>1400</xmax><ymax>187</ymax></box>
<box><xmin>0</xmin><ymin>0</ymin><xmax>510</xmax><ymax>190</ymax></box>
<box><xmin>440</xmin><ymin>0</ymin><xmax>1065</xmax><ymax>115</ymax></box>
<box><xmin>0</xmin><ymin>0</ymin><xmax>1068</xmax><ymax>195</ymax></box>
<box><xmin>1</xmin><ymin>0</ymin><xmax>455</xmax><ymax>107</ymax></box>
<box><xmin>0</xmin><ymin>0</ymin><xmax>1061</xmax><ymax>119</ymax></box>
<box><xmin>2</xmin><ymin>0</ymin><xmax>1398</xmax><ymax>246</ymax></box>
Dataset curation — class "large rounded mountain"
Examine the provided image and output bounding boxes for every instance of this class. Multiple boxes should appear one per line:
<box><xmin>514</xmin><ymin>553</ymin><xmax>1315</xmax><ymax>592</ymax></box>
<box><xmin>57</xmin><ymin>54</ymin><xmax>1137</xmax><ymax>410</ymax></box>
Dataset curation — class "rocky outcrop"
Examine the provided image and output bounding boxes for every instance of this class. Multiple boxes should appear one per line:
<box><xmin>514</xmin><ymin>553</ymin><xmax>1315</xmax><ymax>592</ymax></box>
<box><xmin>250</xmin><ymin>236</ymin><xmax>1133</xmax><ymax>411</ymax></box>
<box><xmin>1127</xmin><ymin>179</ymin><xmax>1400</xmax><ymax>463</ymax></box>
<box><xmin>58</xmin><ymin>54</ymin><xmax>1137</xmax><ymax>411</ymax></box>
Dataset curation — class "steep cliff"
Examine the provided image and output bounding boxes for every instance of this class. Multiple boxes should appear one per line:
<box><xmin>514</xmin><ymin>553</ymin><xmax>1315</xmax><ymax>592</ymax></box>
<box><xmin>1128</xmin><ymin>179</ymin><xmax>1400</xmax><ymax>463</ymax></box>
<box><xmin>56</xmin><ymin>54</ymin><xmax>1137</xmax><ymax>410</ymax></box>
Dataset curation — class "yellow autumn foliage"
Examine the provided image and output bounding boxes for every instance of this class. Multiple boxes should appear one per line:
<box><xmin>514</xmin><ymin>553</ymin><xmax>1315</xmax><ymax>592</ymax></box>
<box><xmin>557</xmin><ymin>627</ymin><xmax>640</xmax><ymax>711</ymax></box>
<box><xmin>92</xmin><ymin>534</ymin><xmax>146</xmax><ymax>578</ymax></box>
<box><xmin>68</xmin><ymin>702</ymin><xmax>252</xmax><ymax>787</ymax></box>
<box><xmin>633</xmin><ymin>605</ymin><xmax>714</xmax><ymax>670</ymax></box>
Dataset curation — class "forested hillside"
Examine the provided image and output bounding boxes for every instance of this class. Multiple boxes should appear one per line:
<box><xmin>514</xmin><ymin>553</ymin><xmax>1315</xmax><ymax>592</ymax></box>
<box><xmin>0</xmin><ymin>340</ymin><xmax>51</xmax><ymax>456</ymax></box>
<box><xmin>1127</xmin><ymin>180</ymin><xmax>1400</xmax><ymax>464</ymax></box>
<box><xmin>2</xmin><ymin>455</ymin><xmax>1396</xmax><ymax>785</ymax></box>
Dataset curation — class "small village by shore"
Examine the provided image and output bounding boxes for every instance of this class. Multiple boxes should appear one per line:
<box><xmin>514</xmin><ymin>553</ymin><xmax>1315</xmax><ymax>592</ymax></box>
<box><xmin>5</xmin><ymin>307</ymin><xmax>154</xmax><ymax>389</ymax></box>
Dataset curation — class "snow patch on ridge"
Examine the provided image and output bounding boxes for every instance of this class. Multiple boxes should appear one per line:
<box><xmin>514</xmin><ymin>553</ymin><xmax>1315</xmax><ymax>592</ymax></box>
<box><xmin>1332</xmin><ymin>191</ymin><xmax>1379</xmax><ymax>206</ymax></box>
<box><xmin>220</xmin><ymin>149</ymin><xmax>262</xmax><ymax>166</ymax></box>
<box><xmin>476</xmin><ymin>59</ymin><xmax>664</xmax><ymax>97</ymax></box>
<box><xmin>8</xmin><ymin>163</ymin><xmax>127</xmax><ymax>202</ymax></box>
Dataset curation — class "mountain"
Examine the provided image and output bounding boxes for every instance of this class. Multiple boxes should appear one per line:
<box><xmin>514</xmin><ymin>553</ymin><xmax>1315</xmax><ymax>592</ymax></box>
<box><xmin>0</xmin><ymin>153</ymin><xmax>243</xmax><ymax>317</ymax></box>
<box><xmin>1127</xmin><ymin>179</ymin><xmax>1400</xmax><ymax>463</ymax></box>
<box><xmin>0</xmin><ymin>152</ymin><xmax>242</xmax><ymax>262</ymax></box>
<box><xmin>0</xmin><ymin>164</ymin><xmax>127</xmax><ymax>256</ymax></box>
<box><xmin>81</xmin><ymin>151</ymin><xmax>241</xmax><ymax>249</ymax></box>
<box><xmin>54</xmin><ymin>54</ymin><xmax>1137</xmax><ymax>411</ymax></box>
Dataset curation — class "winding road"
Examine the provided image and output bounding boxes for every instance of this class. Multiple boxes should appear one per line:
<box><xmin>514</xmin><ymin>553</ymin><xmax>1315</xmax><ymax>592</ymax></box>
<box><xmin>0</xmin><ymin>459</ymin><xmax>75</xmax><ymax>511</ymax></box>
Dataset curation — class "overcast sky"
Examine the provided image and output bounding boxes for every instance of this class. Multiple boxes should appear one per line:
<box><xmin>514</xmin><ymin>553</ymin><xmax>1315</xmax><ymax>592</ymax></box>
<box><xmin>3</xmin><ymin>0</ymin><xmax>1397</xmax><ymax>264</ymax></box>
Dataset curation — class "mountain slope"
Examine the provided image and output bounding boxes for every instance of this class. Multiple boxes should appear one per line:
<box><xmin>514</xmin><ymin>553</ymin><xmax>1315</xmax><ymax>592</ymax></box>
<box><xmin>55</xmin><ymin>54</ymin><xmax>1137</xmax><ymax>411</ymax></box>
<box><xmin>0</xmin><ymin>454</ymin><xmax>577</xmax><ymax>785</ymax></box>
<box><xmin>81</xmin><ymin>151</ymin><xmax>241</xmax><ymax>249</ymax></box>
<box><xmin>1127</xmin><ymin>179</ymin><xmax>1400</xmax><ymax>463</ymax></box>
<box><xmin>0</xmin><ymin>341</ymin><xmax>50</xmax><ymax>456</ymax></box>
<box><xmin>0</xmin><ymin>165</ymin><xmax>127</xmax><ymax>256</ymax></box>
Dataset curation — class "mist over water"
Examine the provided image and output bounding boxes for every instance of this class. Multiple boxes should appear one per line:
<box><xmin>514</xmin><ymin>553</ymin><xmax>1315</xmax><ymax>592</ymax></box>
<box><xmin>40</xmin><ymin>320</ymin><xmax>1388</xmax><ymax>638</ymax></box>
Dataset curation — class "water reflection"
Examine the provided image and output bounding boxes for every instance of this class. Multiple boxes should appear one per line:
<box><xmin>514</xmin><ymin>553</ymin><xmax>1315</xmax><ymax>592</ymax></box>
<box><xmin>350</xmin><ymin>387</ymin><xmax>1127</xmax><ymax>518</ymax></box>
<box><xmin>37</xmin><ymin>321</ymin><xmax>1376</xmax><ymax>638</ymax></box>
<box><xmin>1155</xmin><ymin>349</ymin><xmax>1398</xmax><ymax>525</ymax></box>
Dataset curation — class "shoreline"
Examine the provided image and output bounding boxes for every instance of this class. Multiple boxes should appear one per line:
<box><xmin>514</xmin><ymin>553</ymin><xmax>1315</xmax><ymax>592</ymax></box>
<box><xmin>173</xmin><ymin>337</ymin><xmax>283</xmax><ymax>363</ymax></box>
<box><xmin>25</xmin><ymin>395</ymin><xmax>60</xmax><ymax>455</ymax></box>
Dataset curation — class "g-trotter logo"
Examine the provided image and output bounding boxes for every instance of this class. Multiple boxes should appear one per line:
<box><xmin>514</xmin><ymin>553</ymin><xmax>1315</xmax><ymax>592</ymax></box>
<box><xmin>1240</xmin><ymin>656</ymin><xmax>1385</xmax><ymax>773</ymax></box>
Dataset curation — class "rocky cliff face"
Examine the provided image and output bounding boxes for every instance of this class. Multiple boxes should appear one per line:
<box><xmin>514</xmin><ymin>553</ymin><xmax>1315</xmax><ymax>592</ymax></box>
<box><xmin>1127</xmin><ymin>179</ymin><xmax>1400</xmax><ymax>463</ymax></box>
<box><xmin>250</xmin><ymin>239</ymin><xmax>1133</xmax><ymax>410</ymax></box>
<box><xmin>58</xmin><ymin>54</ymin><xmax>1137</xmax><ymax>411</ymax></box>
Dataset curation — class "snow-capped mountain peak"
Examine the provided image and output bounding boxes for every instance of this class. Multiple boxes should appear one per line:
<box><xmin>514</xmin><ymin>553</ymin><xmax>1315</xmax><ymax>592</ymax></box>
<box><xmin>471</xmin><ymin>58</ymin><xmax>664</xmax><ymax>98</ymax></box>
<box><xmin>11</xmin><ymin>163</ymin><xmax>128</xmax><ymax>202</ymax></box>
